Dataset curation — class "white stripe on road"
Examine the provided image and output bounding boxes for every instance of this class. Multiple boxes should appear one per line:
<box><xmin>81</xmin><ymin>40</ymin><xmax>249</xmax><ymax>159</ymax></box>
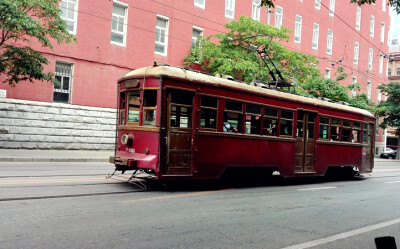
<box><xmin>384</xmin><ymin>180</ymin><xmax>400</xmax><ymax>184</ymax></box>
<box><xmin>281</xmin><ymin>218</ymin><xmax>400</xmax><ymax>249</ymax></box>
<box><xmin>297</xmin><ymin>186</ymin><xmax>337</xmax><ymax>191</ymax></box>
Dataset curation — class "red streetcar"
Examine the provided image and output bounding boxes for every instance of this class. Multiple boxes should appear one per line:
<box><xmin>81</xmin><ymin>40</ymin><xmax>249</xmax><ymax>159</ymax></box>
<box><xmin>109</xmin><ymin>65</ymin><xmax>375</xmax><ymax>181</ymax></box>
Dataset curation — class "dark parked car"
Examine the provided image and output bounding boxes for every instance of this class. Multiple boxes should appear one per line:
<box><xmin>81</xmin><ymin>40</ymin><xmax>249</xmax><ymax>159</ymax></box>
<box><xmin>380</xmin><ymin>148</ymin><xmax>397</xmax><ymax>159</ymax></box>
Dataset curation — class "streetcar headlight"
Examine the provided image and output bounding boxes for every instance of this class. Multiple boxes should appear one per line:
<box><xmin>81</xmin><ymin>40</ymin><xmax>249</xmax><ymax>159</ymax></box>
<box><xmin>121</xmin><ymin>134</ymin><xmax>134</xmax><ymax>146</ymax></box>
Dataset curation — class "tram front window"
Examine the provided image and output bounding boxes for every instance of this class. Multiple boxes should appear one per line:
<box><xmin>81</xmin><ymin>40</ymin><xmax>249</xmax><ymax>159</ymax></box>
<box><xmin>127</xmin><ymin>92</ymin><xmax>140</xmax><ymax>123</ymax></box>
<box><xmin>143</xmin><ymin>90</ymin><xmax>157</xmax><ymax>126</ymax></box>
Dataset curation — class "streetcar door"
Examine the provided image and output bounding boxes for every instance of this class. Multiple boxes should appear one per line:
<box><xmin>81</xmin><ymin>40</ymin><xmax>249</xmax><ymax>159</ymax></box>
<box><xmin>295</xmin><ymin>111</ymin><xmax>316</xmax><ymax>173</ymax></box>
<box><xmin>164</xmin><ymin>89</ymin><xmax>194</xmax><ymax>175</ymax></box>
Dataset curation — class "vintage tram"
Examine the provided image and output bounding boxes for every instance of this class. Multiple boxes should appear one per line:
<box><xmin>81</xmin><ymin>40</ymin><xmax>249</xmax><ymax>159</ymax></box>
<box><xmin>109</xmin><ymin>65</ymin><xmax>375</xmax><ymax>181</ymax></box>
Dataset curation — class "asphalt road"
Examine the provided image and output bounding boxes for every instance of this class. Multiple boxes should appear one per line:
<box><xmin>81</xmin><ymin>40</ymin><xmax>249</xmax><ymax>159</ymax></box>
<box><xmin>1</xmin><ymin>161</ymin><xmax>400</xmax><ymax>249</ymax></box>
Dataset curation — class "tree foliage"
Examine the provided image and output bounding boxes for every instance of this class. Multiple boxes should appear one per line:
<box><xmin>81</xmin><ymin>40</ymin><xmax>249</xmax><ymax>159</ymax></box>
<box><xmin>260</xmin><ymin>0</ymin><xmax>400</xmax><ymax>13</ymax></box>
<box><xmin>377</xmin><ymin>82</ymin><xmax>400</xmax><ymax>132</ymax></box>
<box><xmin>185</xmin><ymin>16</ymin><xmax>320</xmax><ymax>84</ymax></box>
<box><xmin>377</xmin><ymin>82</ymin><xmax>400</xmax><ymax>158</ymax></box>
<box><xmin>184</xmin><ymin>16</ymin><xmax>376</xmax><ymax>113</ymax></box>
<box><xmin>0</xmin><ymin>0</ymin><xmax>76</xmax><ymax>86</ymax></box>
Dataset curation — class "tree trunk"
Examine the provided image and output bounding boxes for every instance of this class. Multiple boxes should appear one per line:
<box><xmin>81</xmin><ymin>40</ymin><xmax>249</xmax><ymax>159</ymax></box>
<box><xmin>397</xmin><ymin>129</ymin><xmax>400</xmax><ymax>160</ymax></box>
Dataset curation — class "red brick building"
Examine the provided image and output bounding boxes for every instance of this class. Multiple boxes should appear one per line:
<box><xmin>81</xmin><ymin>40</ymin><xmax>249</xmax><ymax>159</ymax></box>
<box><xmin>0</xmin><ymin>0</ymin><xmax>390</xmax><ymax>152</ymax></box>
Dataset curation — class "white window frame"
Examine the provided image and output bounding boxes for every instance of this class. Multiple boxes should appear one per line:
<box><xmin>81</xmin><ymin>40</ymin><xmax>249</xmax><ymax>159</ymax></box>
<box><xmin>367</xmin><ymin>81</ymin><xmax>372</xmax><ymax>99</ymax></box>
<box><xmin>377</xmin><ymin>86</ymin><xmax>382</xmax><ymax>103</ymax></box>
<box><xmin>252</xmin><ymin>0</ymin><xmax>261</xmax><ymax>21</ymax></box>
<box><xmin>267</xmin><ymin>8</ymin><xmax>271</xmax><ymax>25</ymax></box>
<box><xmin>379</xmin><ymin>53</ymin><xmax>384</xmax><ymax>74</ymax></box>
<box><xmin>194</xmin><ymin>0</ymin><xmax>205</xmax><ymax>9</ymax></box>
<box><xmin>381</xmin><ymin>22</ymin><xmax>385</xmax><ymax>43</ymax></box>
<box><xmin>370</xmin><ymin>15</ymin><xmax>375</xmax><ymax>37</ymax></box>
<box><xmin>110</xmin><ymin>1</ymin><xmax>128</xmax><ymax>46</ymax></box>
<box><xmin>315</xmin><ymin>0</ymin><xmax>321</xmax><ymax>10</ymax></box>
<box><xmin>354</xmin><ymin>42</ymin><xmax>359</xmax><ymax>65</ymax></box>
<box><xmin>325</xmin><ymin>68</ymin><xmax>331</xmax><ymax>79</ymax></box>
<box><xmin>154</xmin><ymin>15</ymin><xmax>169</xmax><ymax>56</ymax></box>
<box><xmin>274</xmin><ymin>6</ymin><xmax>283</xmax><ymax>28</ymax></box>
<box><xmin>355</xmin><ymin>7</ymin><xmax>361</xmax><ymax>31</ymax></box>
<box><xmin>59</xmin><ymin>0</ymin><xmax>79</xmax><ymax>35</ymax></box>
<box><xmin>312</xmin><ymin>23</ymin><xmax>319</xmax><ymax>50</ymax></box>
<box><xmin>192</xmin><ymin>26</ymin><xmax>203</xmax><ymax>47</ymax></box>
<box><xmin>327</xmin><ymin>29</ymin><xmax>333</xmax><ymax>55</ymax></box>
<box><xmin>352</xmin><ymin>76</ymin><xmax>357</xmax><ymax>97</ymax></box>
<box><xmin>294</xmin><ymin>15</ymin><xmax>302</xmax><ymax>44</ymax></box>
<box><xmin>54</xmin><ymin>62</ymin><xmax>73</xmax><ymax>104</ymax></box>
<box><xmin>329</xmin><ymin>0</ymin><xmax>335</xmax><ymax>17</ymax></box>
<box><xmin>225</xmin><ymin>0</ymin><xmax>235</xmax><ymax>19</ymax></box>
<box><xmin>382</xmin><ymin>0</ymin><xmax>386</xmax><ymax>12</ymax></box>
<box><xmin>368</xmin><ymin>48</ymin><xmax>373</xmax><ymax>70</ymax></box>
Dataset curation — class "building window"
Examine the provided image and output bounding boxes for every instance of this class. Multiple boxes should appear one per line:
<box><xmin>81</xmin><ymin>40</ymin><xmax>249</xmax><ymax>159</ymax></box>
<box><xmin>388</xmin><ymin>68</ymin><xmax>391</xmax><ymax>75</ymax></box>
<box><xmin>192</xmin><ymin>26</ymin><xmax>203</xmax><ymax>47</ymax></box>
<box><xmin>155</xmin><ymin>15</ymin><xmax>169</xmax><ymax>56</ymax></box>
<box><xmin>329</xmin><ymin>0</ymin><xmax>335</xmax><ymax>16</ymax></box>
<box><xmin>370</xmin><ymin>15</ymin><xmax>375</xmax><ymax>37</ymax></box>
<box><xmin>382</xmin><ymin>0</ymin><xmax>386</xmax><ymax>11</ymax></box>
<box><xmin>367</xmin><ymin>81</ymin><xmax>372</xmax><ymax>99</ymax></box>
<box><xmin>325</xmin><ymin>68</ymin><xmax>331</xmax><ymax>79</ymax></box>
<box><xmin>194</xmin><ymin>0</ymin><xmax>205</xmax><ymax>8</ymax></box>
<box><xmin>354</xmin><ymin>42</ymin><xmax>359</xmax><ymax>65</ymax></box>
<box><xmin>355</xmin><ymin>7</ymin><xmax>361</xmax><ymax>31</ymax></box>
<box><xmin>377</xmin><ymin>86</ymin><xmax>382</xmax><ymax>103</ymax></box>
<box><xmin>315</xmin><ymin>0</ymin><xmax>321</xmax><ymax>9</ymax></box>
<box><xmin>312</xmin><ymin>23</ymin><xmax>319</xmax><ymax>50</ymax></box>
<box><xmin>274</xmin><ymin>6</ymin><xmax>283</xmax><ymax>28</ymax></box>
<box><xmin>225</xmin><ymin>0</ymin><xmax>235</xmax><ymax>19</ymax></box>
<box><xmin>54</xmin><ymin>62</ymin><xmax>73</xmax><ymax>103</ymax></box>
<box><xmin>252</xmin><ymin>0</ymin><xmax>261</xmax><ymax>21</ymax></box>
<box><xmin>60</xmin><ymin>0</ymin><xmax>78</xmax><ymax>34</ymax></box>
<box><xmin>327</xmin><ymin>29</ymin><xmax>333</xmax><ymax>55</ymax></box>
<box><xmin>379</xmin><ymin>54</ymin><xmax>384</xmax><ymax>74</ymax></box>
<box><xmin>396</xmin><ymin>68</ymin><xmax>400</xmax><ymax>75</ymax></box>
<box><xmin>381</xmin><ymin>22</ymin><xmax>385</xmax><ymax>43</ymax></box>
<box><xmin>267</xmin><ymin>8</ymin><xmax>271</xmax><ymax>25</ymax></box>
<box><xmin>352</xmin><ymin>76</ymin><xmax>357</xmax><ymax>97</ymax></box>
<box><xmin>368</xmin><ymin>48</ymin><xmax>373</xmax><ymax>70</ymax></box>
<box><xmin>111</xmin><ymin>1</ymin><xmax>128</xmax><ymax>46</ymax></box>
<box><xmin>294</xmin><ymin>15</ymin><xmax>302</xmax><ymax>44</ymax></box>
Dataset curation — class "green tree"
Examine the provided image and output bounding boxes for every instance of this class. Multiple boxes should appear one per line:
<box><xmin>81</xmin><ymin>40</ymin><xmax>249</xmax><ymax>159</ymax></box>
<box><xmin>260</xmin><ymin>0</ymin><xmax>400</xmax><ymax>13</ymax></box>
<box><xmin>377</xmin><ymin>82</ymin><xmax>400</xmax><ymax>159</ymax></box>
<box><xmin>0</xmin><ymin>0</ymin><xmax>76</xmax><ymax>86</ymax></box>
<box><xmin>185</xmin><ymin>16</ymin><xmax>320</xmax><ymax>84</ymax></box>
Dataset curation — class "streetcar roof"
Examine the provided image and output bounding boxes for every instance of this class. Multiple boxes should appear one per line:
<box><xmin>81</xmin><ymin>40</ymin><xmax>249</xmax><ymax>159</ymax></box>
<box><xmin>121</xmin><ymin>66</ymin><xmax>374</xmax><ymax>118</ymax></box>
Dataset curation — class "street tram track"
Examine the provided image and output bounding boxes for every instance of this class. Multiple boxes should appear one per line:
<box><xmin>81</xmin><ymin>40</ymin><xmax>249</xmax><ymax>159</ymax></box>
<box><xmin>0</xmin><ymin>189</ymin><xmax>147</xmax><ymax>202</ymax></box>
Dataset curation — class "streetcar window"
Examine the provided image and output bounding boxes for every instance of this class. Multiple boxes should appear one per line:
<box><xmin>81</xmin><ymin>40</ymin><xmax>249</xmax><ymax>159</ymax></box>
<box><xmin>119</xmin><ymin>92</ymin><xmax>126</xmax><ymax>125</ymax></box>
<box><xmin>353</xmin><ymin>122</ymin><xmax>361</xmax><ymax>129</ymax></box>
<box><xmin>245</xmin><ymin>104</ymin><xmax>261</xmax><ymax>134</ymax></box>
<box><xmin>143</xmin><ymin>90</ymin><xmax>157</xmax><ymax>126</ymax></box>
<box><xmin>226</xmin><ymin>101</ymin><xmax>242</xmax><ymax>112</ymax></box>
<box><xmin>342</xmin><ymin>128</ymin><xmax>351</xmax><ymax>142</ymax></box>
<box><xmin>330</xmin><ymin>119</ymin><xmax>341</xmax><ymax>141</ymax></box>
<box><xmin>263</xmin><ymin>107</ymin><xmax>278</xmax><ymax>136</ymax></box>
<box><xmin>352</xmin><ymin>122</ymin><xmax>361</xmax><ymax>143</ymax></box>
<box><xmin>319</xmin><ymin>117</ymin><xmax>330</xmax><ymax>139</ymax></box>
<box><xmin>280</xmin><ymin>111</ymin><xmax>293</xmax><ymax>136</ymax></box>
<box><xmin>200</xmin><ymin>96</ymin><xmax>218</xmax><ymax>129</ymax></box>
<box><xmin>264</xmin><ymin>107</ymin><xmax>278</xmax><ymax>117</ymax></box>
<box><xmin>224</xmin><ymin>101</ymin><xmax>242</xmax><ymax>132</ymax></box>
<box><xmin>170</xmin><ymin>91</ymin><xmax>193</xmax><ymax>128</ymax></box>
<box><xmin>127</xmin><ymin>92</ymin><xmax>140</xmax><ymax>123</ymax></box>
<box><xmin>362</xmin><ymin>123</ymin><xmax>368</xmax><ymax>143</ymax></box>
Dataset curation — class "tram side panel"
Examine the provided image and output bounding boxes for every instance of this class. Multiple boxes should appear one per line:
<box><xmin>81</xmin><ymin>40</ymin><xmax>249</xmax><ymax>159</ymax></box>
<box><xmin>193</xmin><ymin>133</ymin><xmax>296</xmax><ymax>178</ymax></box>
<box><xmin>314</xmin><ymin>143</ymin><xmax>364</xmax><ymax>175</ymax></box>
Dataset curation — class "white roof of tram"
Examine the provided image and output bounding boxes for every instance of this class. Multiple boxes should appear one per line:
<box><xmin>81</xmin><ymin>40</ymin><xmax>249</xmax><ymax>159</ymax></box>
<box><xmin>121</xmin><ymin>65</ymin><xmax>374</xmax><ymax>118</ymax></box>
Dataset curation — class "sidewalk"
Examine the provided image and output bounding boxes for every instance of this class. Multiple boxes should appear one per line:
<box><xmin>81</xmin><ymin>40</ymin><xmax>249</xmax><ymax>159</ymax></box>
<box><xmin>0</xmin><ymin>149</ymin><xmax>114</xmax><ymax>162</ymax></box>
<box><xmin>0</xmin><ymin>149</ymin><xmax>397</xmax><ymax>163</ymax></box>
